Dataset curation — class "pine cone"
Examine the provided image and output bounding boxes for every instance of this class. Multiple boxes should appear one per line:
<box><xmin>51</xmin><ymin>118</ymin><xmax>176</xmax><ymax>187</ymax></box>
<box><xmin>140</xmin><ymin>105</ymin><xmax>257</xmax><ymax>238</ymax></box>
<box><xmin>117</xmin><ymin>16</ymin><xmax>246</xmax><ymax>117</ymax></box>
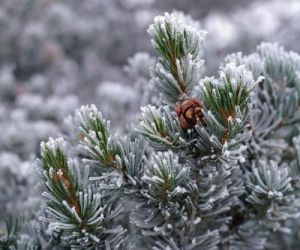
<box><xmin>175</xmin><ymin>98</ymin><xmax>204</xmax><ymax>129</ymax></box>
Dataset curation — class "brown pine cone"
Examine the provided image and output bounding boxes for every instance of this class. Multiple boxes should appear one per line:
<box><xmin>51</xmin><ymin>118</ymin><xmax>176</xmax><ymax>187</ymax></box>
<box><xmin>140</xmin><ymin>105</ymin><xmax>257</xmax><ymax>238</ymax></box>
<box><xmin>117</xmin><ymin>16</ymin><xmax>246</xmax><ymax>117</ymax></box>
<box><xmin>175</xmin><ymin>98</ymin><xmax>204</xmax><ymax>129</ymax></box>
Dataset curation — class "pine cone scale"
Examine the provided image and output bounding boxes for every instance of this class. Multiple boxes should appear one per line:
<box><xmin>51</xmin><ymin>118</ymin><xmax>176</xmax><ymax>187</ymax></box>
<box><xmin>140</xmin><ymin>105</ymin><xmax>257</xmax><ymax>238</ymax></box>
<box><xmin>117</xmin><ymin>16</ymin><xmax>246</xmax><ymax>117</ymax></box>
<box><xmin>175</xmin><ymin>98</ymin><xmax>204</xmax><ymax>129</ymax></box>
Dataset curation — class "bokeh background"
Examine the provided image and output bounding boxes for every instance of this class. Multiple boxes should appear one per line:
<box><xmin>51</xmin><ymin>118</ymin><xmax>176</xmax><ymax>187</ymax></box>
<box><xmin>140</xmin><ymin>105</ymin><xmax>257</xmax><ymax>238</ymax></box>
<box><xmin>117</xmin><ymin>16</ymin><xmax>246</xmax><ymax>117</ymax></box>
<box><xmin>0</xmin><ymin>0</ymin><xmax>299</xmax><ymax>221</ymax></box>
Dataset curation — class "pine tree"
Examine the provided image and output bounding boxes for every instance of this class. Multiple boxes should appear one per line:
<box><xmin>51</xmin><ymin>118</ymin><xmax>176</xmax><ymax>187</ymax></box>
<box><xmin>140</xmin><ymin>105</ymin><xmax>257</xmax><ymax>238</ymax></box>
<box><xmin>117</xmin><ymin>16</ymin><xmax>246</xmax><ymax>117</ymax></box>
<box><xmin>2</xmin><ymin>11</ymin><xmax>300</xmax><ymax>250</ymax></box>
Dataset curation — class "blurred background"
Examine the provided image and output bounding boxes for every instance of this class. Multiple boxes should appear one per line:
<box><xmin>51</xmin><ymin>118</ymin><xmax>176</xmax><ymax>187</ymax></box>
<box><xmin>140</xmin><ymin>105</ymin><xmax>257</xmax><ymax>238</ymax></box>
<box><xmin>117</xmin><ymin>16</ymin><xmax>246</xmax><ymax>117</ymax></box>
<box><xmin>0</xmin><ymin>0</ymin><xmax>299</xmax><ymax>220</ymax></box>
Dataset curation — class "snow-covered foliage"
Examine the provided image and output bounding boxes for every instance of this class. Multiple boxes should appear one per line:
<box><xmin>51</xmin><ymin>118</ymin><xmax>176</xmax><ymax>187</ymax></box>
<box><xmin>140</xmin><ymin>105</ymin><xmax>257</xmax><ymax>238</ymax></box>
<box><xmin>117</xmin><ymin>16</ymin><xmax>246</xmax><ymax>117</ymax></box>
<box><xmin>2</xmin><ymin>1</ymin><xmax>300</xmax><ymax>249</ymax></box>
<box><xmin>203</xmin><ymin>0</ymin><xmax>300</xmax><ymax>73</ymax></box>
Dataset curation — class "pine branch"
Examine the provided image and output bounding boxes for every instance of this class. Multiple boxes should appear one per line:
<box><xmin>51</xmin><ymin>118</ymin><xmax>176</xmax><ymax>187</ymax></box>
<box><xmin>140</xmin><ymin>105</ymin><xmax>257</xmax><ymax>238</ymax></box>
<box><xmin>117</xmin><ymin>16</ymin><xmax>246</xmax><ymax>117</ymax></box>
<box><xmin>245</xmin><ymin>160</ymin><xmax>300</xmax><ymax>223</ymax></box>
<box><xmin>76</xmin><ymin>105</ymin><xmax>147</xmax><ymax>189</ymax></box>
<box><xmin>139</xmin><ymin>105</ymin><xmax>186</xmax><ymax>151</ymax></box>
<box><xmin>41</xmin><ymin>138</ymin><xmax>81</xmax><ymax>214</ymax></box>
<box><xmin>201</xmin><ymin>63</ymin><xmax>260</xmax><ymax>144</ymax></box>
<box><xmin>38</xmin><ymin>137</ymin><xmax>127</xmax><ymax>248</ymax></box>
<box><xmin>0</xmin><ymin>216</ymin><xmax>23</xmax><ymax>249</ymax></box>
<box><xmin>76</xmin><ymin>105</ymin><xmax>121</xmax><ymax>170</ymax></box>
<box><xmin>226</xmin><ymin>43</ymin><xmax>300</xmax><ymax>157</ymax></box>
<box><xmin>148</xmin><ymin>12</ymin><xmax>206</xmax><ymax>103</ymax></box>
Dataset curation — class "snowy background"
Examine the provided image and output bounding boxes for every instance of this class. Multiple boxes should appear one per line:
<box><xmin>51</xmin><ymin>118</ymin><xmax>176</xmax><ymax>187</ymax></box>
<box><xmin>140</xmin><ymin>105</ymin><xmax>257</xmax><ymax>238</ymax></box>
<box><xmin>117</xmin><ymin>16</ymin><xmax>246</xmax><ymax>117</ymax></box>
<box><xmin>0</xmin><ymin>0</ymin><xmax>299</xmax><ymax>222</ymax></box>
